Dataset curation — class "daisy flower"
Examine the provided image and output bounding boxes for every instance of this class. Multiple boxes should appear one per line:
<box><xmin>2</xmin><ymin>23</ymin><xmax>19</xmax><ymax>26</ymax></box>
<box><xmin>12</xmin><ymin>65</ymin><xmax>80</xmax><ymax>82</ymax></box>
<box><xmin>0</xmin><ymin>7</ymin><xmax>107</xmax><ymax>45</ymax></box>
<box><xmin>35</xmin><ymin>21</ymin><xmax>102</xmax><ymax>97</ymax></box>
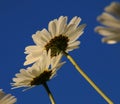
<box><xmin>24</xmin><ymin>16</ymin><xmax>86</xmax><ymax>65</ymax></box>
<box><xmin>11</xmin><ymin>50</ymin><xmax>65</xmax><ymax>90</ymax></box>
<box><xmin>0</xmin><ymin>89</ymin><xmax>17</xmax><ymax>104</ymax></box>
<box><xmin>95</xmin><ymin>2</ymin><xmax>120</xmax><ymax>44</ymax></box>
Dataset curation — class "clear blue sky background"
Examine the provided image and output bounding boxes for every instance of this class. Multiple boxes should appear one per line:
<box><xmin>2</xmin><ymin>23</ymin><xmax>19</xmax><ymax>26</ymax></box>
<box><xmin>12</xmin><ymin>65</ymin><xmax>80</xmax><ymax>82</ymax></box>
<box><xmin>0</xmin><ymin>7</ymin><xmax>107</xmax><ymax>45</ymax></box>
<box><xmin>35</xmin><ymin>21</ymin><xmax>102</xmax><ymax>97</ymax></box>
<box><xmin>0</xmin><ymin>0</ymin><xmax>120</xmax><ymax>104</ymax></box>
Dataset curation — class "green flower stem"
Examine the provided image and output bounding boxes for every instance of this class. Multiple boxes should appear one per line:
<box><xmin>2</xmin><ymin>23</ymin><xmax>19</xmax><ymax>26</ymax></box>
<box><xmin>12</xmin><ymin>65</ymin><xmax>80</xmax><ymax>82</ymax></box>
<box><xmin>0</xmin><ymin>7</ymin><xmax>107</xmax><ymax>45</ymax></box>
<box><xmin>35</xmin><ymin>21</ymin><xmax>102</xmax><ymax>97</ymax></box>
<box><xmin>64</xmin><ymin>52</ymin><xmax>113</xmax><ymax>104</ymax></box>
<box><xmin>43</xmin><ymin>82</ymin><xmax>56</xmax><ymax>104</ymax></box>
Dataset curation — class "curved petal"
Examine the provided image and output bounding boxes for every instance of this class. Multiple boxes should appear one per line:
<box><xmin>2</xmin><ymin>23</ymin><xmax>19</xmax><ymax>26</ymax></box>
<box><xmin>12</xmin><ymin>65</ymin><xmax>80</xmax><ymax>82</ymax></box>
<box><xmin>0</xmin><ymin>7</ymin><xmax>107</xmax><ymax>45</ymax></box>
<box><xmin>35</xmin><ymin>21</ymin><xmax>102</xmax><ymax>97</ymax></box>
<box><xmin>48</xmin><ymin>20</ymin><xmax>57</xmax><ymax>38</ymax></box>
<box><xmin>97</xmin><ymin>13</ymin><xmax>120</xmax><ymax>28</ymax></box>
<box><xmin>95</xmin><ymin>26</ymin><xmax>120</xmax><ymax>36</ymax></box>
<box><xmin>68</xmin><ymin>16</ymin><xmax>81</xmax><ymax>28</ymax></box>
<box><xmin>102</xmin><ymin>35</ymin><xmax>120</xmax><ymax>44</ymax></box>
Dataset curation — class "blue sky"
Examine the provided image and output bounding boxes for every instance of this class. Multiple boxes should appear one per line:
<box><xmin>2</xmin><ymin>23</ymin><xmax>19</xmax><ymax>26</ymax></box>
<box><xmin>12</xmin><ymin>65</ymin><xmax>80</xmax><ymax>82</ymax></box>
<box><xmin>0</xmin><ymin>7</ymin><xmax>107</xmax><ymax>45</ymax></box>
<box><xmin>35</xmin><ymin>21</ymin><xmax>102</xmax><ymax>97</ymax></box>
<box><xmin>0</xmin><ymin>0</ymin><xmax>120</xmax><ymax>104</ymax></box>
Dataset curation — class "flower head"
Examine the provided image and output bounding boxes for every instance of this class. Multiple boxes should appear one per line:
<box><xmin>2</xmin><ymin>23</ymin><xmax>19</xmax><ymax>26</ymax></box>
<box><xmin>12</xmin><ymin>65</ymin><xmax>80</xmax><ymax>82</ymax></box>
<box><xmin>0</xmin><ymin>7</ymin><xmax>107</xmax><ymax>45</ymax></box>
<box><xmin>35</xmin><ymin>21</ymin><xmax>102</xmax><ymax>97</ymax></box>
<box><xmin>11</xmin><ymin>50</ymin><xmax>65</xmax><ymax>90</ymax></box>
<box><xmin>95</xmin><ymin>2</ymin><xmax>120</xmax><ymax>44</ymax></box>
<box><xmin>24</xmin><ymin>16</ymin><xmax>86</xmax><ymax>65</ymax></box>
<box><xmin>0</xmin><ymin>89</ymin><xmax>17</xmax><ymax>104</ymax></box>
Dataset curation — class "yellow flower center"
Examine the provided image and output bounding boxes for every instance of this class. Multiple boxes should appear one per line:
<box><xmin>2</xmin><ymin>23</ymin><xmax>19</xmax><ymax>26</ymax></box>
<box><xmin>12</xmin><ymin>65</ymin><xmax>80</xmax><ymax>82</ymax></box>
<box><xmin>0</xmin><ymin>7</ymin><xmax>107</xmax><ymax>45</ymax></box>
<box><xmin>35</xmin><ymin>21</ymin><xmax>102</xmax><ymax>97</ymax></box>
<box><xmin>45</xmin><ymin>35</ymin><xmax>69</xmax><ymax>57</ymax></box>
<box><xmin>30</xmin><ymin>70</ymin><xmax>52</xmax><ymax>85</ymax></box>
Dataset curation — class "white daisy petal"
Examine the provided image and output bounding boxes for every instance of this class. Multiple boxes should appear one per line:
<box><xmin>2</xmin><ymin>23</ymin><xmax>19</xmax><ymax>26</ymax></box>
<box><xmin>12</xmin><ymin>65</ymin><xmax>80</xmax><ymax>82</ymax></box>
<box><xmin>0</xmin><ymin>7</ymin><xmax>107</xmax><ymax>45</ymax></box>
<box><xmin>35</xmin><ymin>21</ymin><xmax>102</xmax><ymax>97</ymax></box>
<box><xmin>45</xmin><ymin>50</ymin><xmax>51</xmax><ymax>68</ymax></box>
<box><xmin>66</xmin><ymin>24</ymin><xmax>86</xmax><ymax>37</ymax></box>
<box><xmin>25</xmin><ymin>46</ymin><xmax>42</xmax><ymax>54</ymax></box>
<box><xmin>24</xmin><ymin>48</ymin><xmax>44</xmax><ymax>65</ymax></box>
<box><xmin>65</xmin><ymin>24</ymin><xmax>77</xmax><ymax>36</ymax></box>
<box><xmin>0</xmin><ymin>89</ymin><xmax>17</xmax><ymax>104</ymax></box>
<box><xmin>40</xmin><ymin>29</ymin><xmax>51</xmax><ymax>42</ymax></box>
<box><xmin>51</xmin><ymin>53</ymin><xmax>62</xmax><ymax>69</ymax></box>
<box><xmin>48</xmin><ymin>20</ymin><xmax>57</xmax><ymax>38</ymax></box>
<box><xmin>66</xmin><ymin>46</ymin><xmax>79</xmax><ymax>52</ymax></box>
<box><xmin>42</xmin><ymin>29</ymin><xmax>52</xmax><ymax>40</ymax></box>
<box><xmin>97</xmin><ymin>13</ymin><xmax>120</xmax><ymax>28</ymax></box>
<box><xmin>24</xmin><ymin>54</ymin><xmax>41</xmax><ymax>65</ymax></box>
<box><xmin>55</xmin><ymin>16</ymin><xmax>63</xmax><ymax>35</ymax></box>
<box><xmin>68</xmin><ymin>24</ymin><xmax>86</xmax><ymax>43</ymax></box>
<box><xmin>32</xmin><ymin>31</ymin><xmax>47</xmax><ymax>46</ymax></box>
<box><xmin>68</xmin><ymin>16</ymin><xmax>81</xmax><ymax>28</ymax></box>
<box><xmin>95</xmin><ymin>26</ymin><xmax>120</xmax><ymax>36</ymax></box>
<box><xmin>102</xmin><ymin>35</ymin><xmax>120</xmax><ymax>44</ymax></box>
<box><xmin>68</xmin><ymin>41</ymin><xmax>80</xmax><ymax>48</ymax></box>
<box><xmin>57</xmin><ymin>16</ymin><xmax>67</xmax><ymax>35</ymax></box>
<box><xmin>20</xmin><ymin>69</ymin><xmax>35</xmax><ymax>78</ymax></box>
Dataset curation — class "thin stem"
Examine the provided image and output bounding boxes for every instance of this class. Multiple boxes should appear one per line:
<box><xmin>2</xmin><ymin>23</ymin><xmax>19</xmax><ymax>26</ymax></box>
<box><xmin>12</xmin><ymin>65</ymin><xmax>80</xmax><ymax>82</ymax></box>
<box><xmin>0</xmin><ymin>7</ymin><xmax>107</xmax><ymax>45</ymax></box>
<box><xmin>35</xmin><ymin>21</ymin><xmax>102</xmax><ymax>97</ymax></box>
<box><xmin>43</xmin><ymin>82</ymin><xmax>56</xmax><ymax>104</ymax></box>
<box><xmin>64</xmin><ymin>52</ymin><xmax>113</xmax><ymax>104</ymax></box>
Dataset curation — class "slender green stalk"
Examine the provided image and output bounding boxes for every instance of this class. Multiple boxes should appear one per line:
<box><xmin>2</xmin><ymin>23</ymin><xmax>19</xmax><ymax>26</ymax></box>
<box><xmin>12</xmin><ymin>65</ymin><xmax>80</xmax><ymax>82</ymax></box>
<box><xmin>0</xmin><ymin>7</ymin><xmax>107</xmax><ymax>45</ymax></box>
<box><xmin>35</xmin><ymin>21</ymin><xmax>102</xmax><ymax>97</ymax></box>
<box><xmin>43</xmin><ymin>82</ymin><xmax>56</xmax><ymax>104</ymax></box>
<box><xmin>64</xmin><ymin>52</ymin><xmax>113</xmax><ymax>104</ymax></box>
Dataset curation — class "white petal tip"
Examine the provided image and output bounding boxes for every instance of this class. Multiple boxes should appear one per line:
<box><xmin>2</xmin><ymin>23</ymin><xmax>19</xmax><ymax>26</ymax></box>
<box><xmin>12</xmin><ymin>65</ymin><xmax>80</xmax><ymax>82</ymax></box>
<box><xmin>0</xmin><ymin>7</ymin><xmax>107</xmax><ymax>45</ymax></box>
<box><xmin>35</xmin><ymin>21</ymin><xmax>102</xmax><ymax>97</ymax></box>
<box><xmin>102</xmin><ymin>39</ymin><xmax>117</xmax><ymax>44</ymax></box>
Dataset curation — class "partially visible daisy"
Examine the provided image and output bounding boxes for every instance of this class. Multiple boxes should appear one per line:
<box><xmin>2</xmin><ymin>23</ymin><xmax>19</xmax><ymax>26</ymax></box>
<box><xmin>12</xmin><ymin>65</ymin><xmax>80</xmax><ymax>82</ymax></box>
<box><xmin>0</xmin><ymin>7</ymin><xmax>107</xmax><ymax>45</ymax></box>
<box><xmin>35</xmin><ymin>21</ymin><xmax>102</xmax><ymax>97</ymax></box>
<box><xmin>0</xmin><ymin>89</ymin><xmax>17</xmax><ymax>104</ymax></box>
<box><xmin>24</xmin><ymin>16</ymin><xmax>86</xmax><ymax>65</ymax></box>
<box><xmin>11</xmin><ymin>50</ymin><xmax>65</xmax><ymax>90</ymax></box>
<box><xmin>95</xmin><ymin>2</ymin><xmax>120</xmax><ymax>44</ymax></box>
